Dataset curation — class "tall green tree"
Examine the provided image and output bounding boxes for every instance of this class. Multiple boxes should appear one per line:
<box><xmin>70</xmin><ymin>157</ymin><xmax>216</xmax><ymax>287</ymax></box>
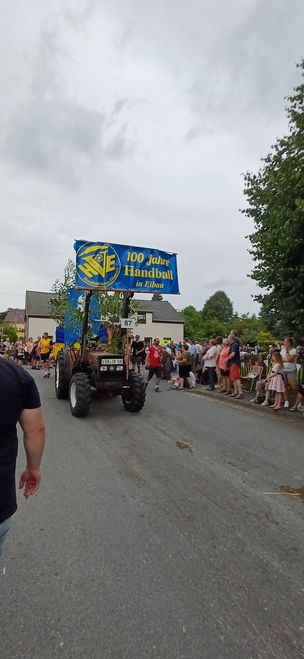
<box><xmin>243</xmin><ymin>60</ymin><xmax>304</xmax><ymax>337</ymax></box>
<box><xmin>0</xmin><ymin>323</ymin><xmax>18</xmax><ymax>343</ymax></box>
<box><xmin>201</xmin><ymin>291</ymin><xmax>233</xmax><ymax>323</ymax></box>
<box><xmin>181</xmin><ymin>305</ymin><xmax>204</xmax><ymax>339</ymax></box>
<box><xmin>49</xmin><ymin>259</ymin><xmax>76</xmax><ymax>327</ymax></box>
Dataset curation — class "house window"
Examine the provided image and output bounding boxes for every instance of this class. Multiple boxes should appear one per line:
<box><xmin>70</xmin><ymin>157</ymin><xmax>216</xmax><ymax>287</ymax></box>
<box><xmin>137</xmin><ymin>312</ymin><xmax>146</xmax><ymax>324</ymax></box>
<box><xmin>144</xmin><ymin>337</ymin><xmax>152</xmax><ymax>346</ymax></box>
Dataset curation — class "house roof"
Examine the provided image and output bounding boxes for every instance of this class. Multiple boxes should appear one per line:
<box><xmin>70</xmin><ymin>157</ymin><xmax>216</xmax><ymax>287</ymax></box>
<box><xmin>4</xmin><ymin>308</ymin><xmax>25</xmax><ymax>324</ymax></box>
<box><xmin>25</xmin><ymin>290</ymin><xmax>184</xmax><ymax>324</ymax></box>
<box><xmin>135</xmin><ymin>299</ymin><xmax>184</xmax><ymax>324</ymax></box>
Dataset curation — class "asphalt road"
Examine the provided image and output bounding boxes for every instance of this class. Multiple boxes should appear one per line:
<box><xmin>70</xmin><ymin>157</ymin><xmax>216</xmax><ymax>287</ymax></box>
<box><xmin>1</xmin><ymin>372</ymin><xmax>304</xmax><ymax>659</ymax></box>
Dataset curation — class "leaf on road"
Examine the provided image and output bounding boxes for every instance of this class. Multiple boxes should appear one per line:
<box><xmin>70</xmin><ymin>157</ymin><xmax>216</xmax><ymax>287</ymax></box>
<box><xmin>280</xmin><ymin>485</ymin><xmax>304</xmax><ymax>501</ymax></box>
<box><xmin>176</xmin><ymin>441</ymin><xmax>193</xmax><ymax>454</ymax></box>
<box><xmin>182</xmin><ymin>625</ymin><xmax>187</xmax><ymax>634</ymax></box>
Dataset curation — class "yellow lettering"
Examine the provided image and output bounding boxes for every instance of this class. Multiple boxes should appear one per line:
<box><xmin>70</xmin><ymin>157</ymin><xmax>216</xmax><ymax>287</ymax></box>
<box><xmin>79</xmin><ymin>252</ymin><xmax>117</xmax><ymax>280</ymax></box>
<box><xmin>107</xmin><ymin>254</ymin><xmax>115</xmax><ymax>273</ymax></box>
<box><xmin>146</xmin><ymin>254</ymin><xmax>170</xmax><ymax>267</ymax></box>
<box><xmin>124</xmin><ymin>265</ymin><xmax>174</xmax><ymax>281</ymax></box>
<box><xmin>79</xmin><ymin>256</ymin><xmax>101</xmax><ymax>278</ymax></box>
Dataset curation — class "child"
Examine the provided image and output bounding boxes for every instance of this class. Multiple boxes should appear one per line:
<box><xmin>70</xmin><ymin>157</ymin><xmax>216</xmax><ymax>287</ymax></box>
<box><xmin>266</xmin><ymin>352</ymin><xmax>285</xmax><ymax>411</ymax></box>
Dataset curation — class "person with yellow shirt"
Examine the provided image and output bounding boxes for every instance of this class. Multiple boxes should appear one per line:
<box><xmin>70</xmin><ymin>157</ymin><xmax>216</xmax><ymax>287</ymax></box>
<box><xmin>38</xmin><ymin>332</ymin><xmax>53</xmax><ymax>378</ymax></box>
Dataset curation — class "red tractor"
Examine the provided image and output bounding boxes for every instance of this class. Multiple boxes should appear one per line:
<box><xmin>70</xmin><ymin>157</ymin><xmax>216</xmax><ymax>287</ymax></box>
<box><xmin>55</xmin><ymin>291</ymin><xmax>146</xmax><ymax>417</ymax></box>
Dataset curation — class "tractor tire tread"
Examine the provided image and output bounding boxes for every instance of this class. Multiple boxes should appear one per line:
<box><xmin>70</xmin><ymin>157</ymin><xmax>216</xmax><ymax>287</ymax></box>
<box><xmin>122</xmin><ymin>372</ymin><xmax>146</xmax><ymax>413</ymax></box>
<box><xmin>70</xmin><ymin>373</ymin><xmax>91</xmax><ymax>417</ymax></box>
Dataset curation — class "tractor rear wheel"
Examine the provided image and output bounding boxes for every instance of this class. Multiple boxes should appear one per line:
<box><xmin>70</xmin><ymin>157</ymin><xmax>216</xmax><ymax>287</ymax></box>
<box><xmin>55</xmin><ymin>351</ymin><xmax>70</xmax><ymax>399</ymax></box>
<box><xmin>69</xmin><ymin>373</ymin><xmax>91</xmax><ymax>417</ymax></box>
<box><xmin>122</xmin><ymin>372</ymin><xmax>146</xmax><ymax>413</ymax></box>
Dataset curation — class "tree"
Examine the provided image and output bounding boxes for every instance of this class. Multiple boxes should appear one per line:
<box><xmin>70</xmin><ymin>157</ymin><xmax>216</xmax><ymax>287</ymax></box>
<box><xmin>49</xmin><ymin>259</ymin><xmax>76</xmax><ymax>327</ymax></box>
<box><xmin>255</xmin><ymin>330</ymin><xmax>278</xmax><ymax>350</ymax></box>
<box><xmin>181</xmin><ymin>305</ymin><xmax>204</xmax><ymax>340</ymax></box>
<box><xmin>201</xmin><ymin>318</ymin><xmax>225</xmax><ymax>340</ymax></box>
<box><xmin>201</xmin><ymin>291</ymin><xmax>233</xmax><ymax>323</ymax></box>
<box><xmin>49</xmin><ymin>260</ymin><xmax>138</xmax><ymax>351</ymax></box>
<box><xmin>151</xmin><ymin>292</ymin><xmax>163</xmax><ymax>301</ymax></box>
<box><xmin>0</xmin><ymin>323</ymin><xmax>17</xmax><ymax>343</ymax></box>
<box><xmin>227</xmin><ymin>315</ymin><xmax>264</xmax><ymax>345</ymax></box>
<box><xmin>243</xmin><ymin>60</ymin><xmax>304</xmax><ymax>337</ymax></box>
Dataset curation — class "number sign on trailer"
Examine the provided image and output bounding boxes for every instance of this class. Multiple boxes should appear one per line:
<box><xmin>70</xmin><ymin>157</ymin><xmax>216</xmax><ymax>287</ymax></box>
<box><xmin>120</xmin><ymin>318</ymin><xmax>136</xmax><ymax>330</ymax></box>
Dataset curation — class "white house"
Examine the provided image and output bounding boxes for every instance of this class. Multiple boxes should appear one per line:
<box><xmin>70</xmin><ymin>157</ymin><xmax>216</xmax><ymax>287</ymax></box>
<box><xmin>25</xmin><ymin>291</ymin><xmax>58</xmax><ymax>340</ymax></box>
<box><xmin>133</xmin><ymin>299</ymin><xmax>184</xmax><ymax>344</ymax></box>
<box><xmin>25</xmin><ymin>291</ymin><xmax>184</xmax><ymax>344</ymax></box>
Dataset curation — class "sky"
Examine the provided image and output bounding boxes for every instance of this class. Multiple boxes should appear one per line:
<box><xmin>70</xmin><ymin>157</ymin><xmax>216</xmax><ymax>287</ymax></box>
<box><xmin>0</xmin><ymin>0</ymin><xmax>303</xmax><ymax>315</ymax></box>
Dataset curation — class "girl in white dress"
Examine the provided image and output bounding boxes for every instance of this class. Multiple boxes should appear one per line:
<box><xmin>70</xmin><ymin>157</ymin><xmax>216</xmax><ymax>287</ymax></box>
<box><xmin>267</xmin><ymin>352</ymin><xmax>285</xmax><ymax>411</ymax></box>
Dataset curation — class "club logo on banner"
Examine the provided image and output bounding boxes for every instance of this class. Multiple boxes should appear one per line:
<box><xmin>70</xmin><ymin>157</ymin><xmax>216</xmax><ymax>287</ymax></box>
<box><xmin>76</xmin><ymin>243</ymin><xmax>121</xmax><ymax>288</ymax></box>
<box><xmin>74</xmin><ymin>240</ymin><xmax>180</xmax><ymax>294</ymax></box>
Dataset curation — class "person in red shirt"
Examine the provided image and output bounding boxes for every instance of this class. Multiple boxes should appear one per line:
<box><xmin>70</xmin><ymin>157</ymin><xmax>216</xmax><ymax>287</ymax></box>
<box><xmin>146</xmin><ymin>338</ymin><xmax>163</xmax><ymax>392</ymax></box>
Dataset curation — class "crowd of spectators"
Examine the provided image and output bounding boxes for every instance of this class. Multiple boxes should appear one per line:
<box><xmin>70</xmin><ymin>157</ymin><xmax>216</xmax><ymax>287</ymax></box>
<box><xmin>136</xmin><ymin>333</ymin><xmax>304</xmax><ymax>415</ymax></box>
<box><xmin>0</xmin><ymin>333</ymin><xmax>53</xmax><ymax>378</ymax></box>
<box><xmin>2</xmin><ymin>331</ymin><xmax>303</xmax><ymax>414</ymax></box>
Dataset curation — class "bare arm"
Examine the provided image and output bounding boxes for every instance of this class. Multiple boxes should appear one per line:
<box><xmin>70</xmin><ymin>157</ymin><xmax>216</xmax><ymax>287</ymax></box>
<box><xmin>19</xmin><ymin>407</ymin><xmax>45</xmax><ymax>498</ymax></box>
<box><xmin>285</xmin><ymin>351</ymin><xmax>297</xmax><ymax>364</ymax></box>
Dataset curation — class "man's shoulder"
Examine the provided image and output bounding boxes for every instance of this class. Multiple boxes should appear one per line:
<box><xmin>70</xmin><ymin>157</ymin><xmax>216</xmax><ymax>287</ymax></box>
<box><xmin>0</xmin><ymin>360</ymin><xmax>40</xmax><ymax>409</ymax></box>
<box><xmin>0</xmin><ymin>359</ymin><xmax>35</xmax><ymax>385</ymax></box>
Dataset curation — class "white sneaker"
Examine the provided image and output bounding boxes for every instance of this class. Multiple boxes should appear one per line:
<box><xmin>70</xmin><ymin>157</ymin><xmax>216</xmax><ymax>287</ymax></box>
<box><xmin>155</xmin><ymin>385</ymin><xmax>161</xmax><ymax>392</ymax></box>
<box><xmin>284</xmin><ymin>401</ymin><xmax>289</xmax><ymax>409</ymax></box>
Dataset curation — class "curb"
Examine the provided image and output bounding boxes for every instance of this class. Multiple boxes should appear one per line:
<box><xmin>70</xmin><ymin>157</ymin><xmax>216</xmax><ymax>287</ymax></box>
<box><xmin>187</xmin><ymin>385</ymin><xmax>304</xmax><ymax>425</ymax></box>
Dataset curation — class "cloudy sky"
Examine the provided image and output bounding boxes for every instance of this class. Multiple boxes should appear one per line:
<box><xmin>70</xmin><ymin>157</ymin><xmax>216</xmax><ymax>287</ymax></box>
<box><xmin>0</xmin><ymin>0</ymin><xmax>303</xmax><ymax>315</ymax></box>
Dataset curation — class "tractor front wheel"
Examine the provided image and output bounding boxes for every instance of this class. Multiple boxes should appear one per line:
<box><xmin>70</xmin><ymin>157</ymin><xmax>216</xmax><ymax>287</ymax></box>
<box><xmin>122</xmin><ymin>372</ymin><xmax>146</xmax><ymax>413</ymax></box>
<box><xmin>69</xmin><ymin>373</ymin><xmax>91</xmax><ymax>417</ymax></box>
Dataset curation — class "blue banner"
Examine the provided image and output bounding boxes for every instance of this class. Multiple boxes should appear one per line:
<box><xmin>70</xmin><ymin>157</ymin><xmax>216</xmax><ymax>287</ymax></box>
<box><xmin>64</xmin><ymin>289</ymin><xmax>107</xmax><ymax>345</ymax></box>
<box><xmin>74</xmin><ymin>241</ymin><xmax>180</xmax><ymax>294</ymax></box>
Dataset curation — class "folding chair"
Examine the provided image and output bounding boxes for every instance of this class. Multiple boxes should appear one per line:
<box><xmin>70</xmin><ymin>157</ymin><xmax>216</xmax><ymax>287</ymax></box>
<box><xmin>241</xmin><ymin>365</ymin><xmax>263</xmax><ymax>391</ymax></box>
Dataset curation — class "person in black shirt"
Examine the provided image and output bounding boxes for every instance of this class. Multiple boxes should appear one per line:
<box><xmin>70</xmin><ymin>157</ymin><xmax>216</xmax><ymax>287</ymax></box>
<box><xmin>0</xmin><ymin>360</ymin><xmax>45</xmax><ymax>558</ymax></box>
<box><xmin>131</xmin><ymin>335</ymin><xmax>145</xmax><ymax>374</ymax></box>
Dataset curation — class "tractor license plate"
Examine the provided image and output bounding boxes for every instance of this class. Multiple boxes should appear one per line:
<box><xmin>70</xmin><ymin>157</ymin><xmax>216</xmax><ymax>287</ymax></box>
<box><xmin>101</xmin><ymin>358</ymin><xmax>124</xmax><ymax>365</ymax></box>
